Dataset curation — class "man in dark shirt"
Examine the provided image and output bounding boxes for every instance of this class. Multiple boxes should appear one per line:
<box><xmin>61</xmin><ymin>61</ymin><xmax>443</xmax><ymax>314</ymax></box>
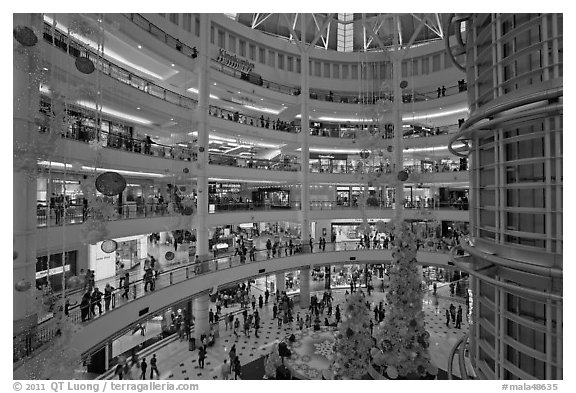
<box><xmin>140</xmin><ymin>358</ymin><xmax>147</xmax><ymax>380</ymax></box>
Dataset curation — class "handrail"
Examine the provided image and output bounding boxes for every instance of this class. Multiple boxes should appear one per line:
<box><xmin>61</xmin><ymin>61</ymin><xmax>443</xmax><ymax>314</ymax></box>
<box><xmin>14</xmin><ymin>241</ymin><xmax>458</xmax><ymax>362</ymax></box>
<box><xmin>447</xmin><ymin>333</ymin><xmax>470</xmax><ymax>379</ymax></box>
<box><xmin>42</xmin><ymin>22</ymin><xmax>197</xmax><ymax>110</ymax></box>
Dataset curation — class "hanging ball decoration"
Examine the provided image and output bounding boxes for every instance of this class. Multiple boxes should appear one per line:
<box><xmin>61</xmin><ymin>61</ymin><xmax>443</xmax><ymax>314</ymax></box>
<box><xmin>183</xmin><ymin>168</ymin><xmax>190</xmax><ymax>174</ymax></box>
<box><xmin>386</xmin><ymin>365</ymin><xmax>399</xmax><ymax>379</ymax></box>
<box><xmin>95</xmin><ymin>172</ymin><xmax>127</xmax><ymax>196</ymax></box>
<box><xmin>165</xmin><ymin>251</ymin><xmax>175</xmax><ymax>261</ymax></box>
<box><xmin>75</xmin><ymin>56</ymin><xmax>96</xmax><ymax>74</ymax></box>
<box><xmin>180</xmin><ymin>186</ymin><xmax>186</xmax><ymax>192</ymax></box>
<box><xmin>198</xmin><ymin>146</ymin><xmax>205</xmax><ymax>152</ymax></box>
<box><xmin>13</xmin><ymin>26</ymin><xmax>38</xmax><ymax>47</ymax></box>
<box><xmin>15</xmin><ymin>279</ymin><xmax>32</xmax><ymax>292</ymax></box>
<box><xmin>387</xmin><ymin>145</ymin><xmax>393</xmax><ymax>153</ymax></box>
<box><xmin>67</xmin><ymin>275</ymin><xmax>84</xmax><ymax>289</ymax></box>
<box><xmin>359</xmin><ymin>149</ymin><xmax>370</xmax><ymax>160</ymax></box>
<box><xmin>101</xmin><ymin>239</ymin><xmax>118</xmax><ymax>254</ymax></box>
<box><xmin>400</xmin><ymin>80</ymin><xmax>408</xmax><ymax>89</ymax></box>
<box><xmin>182</xmin><ymin>206</ymin><xmax>194</xmax><ymax>215</ymax></box>
<box><xmin>397</xmin><ymin>170</ymin><xmax>409</xmax><ymax>182</ymax></box>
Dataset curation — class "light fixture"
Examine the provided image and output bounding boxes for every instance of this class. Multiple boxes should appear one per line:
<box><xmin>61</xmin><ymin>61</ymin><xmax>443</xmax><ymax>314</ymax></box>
<box><xmin>76</xmin><ymin>101</ymin><xmax>152</xmax><ymax>125</ymax></box>
<box><xmin>171</xmin><ymin>63</ymin><xmax>175</xmax><ymax>67</ymax></box>
<box><xmin>137</xmin><ymin>107</ymin><xmax>141</xmax><ymax>110</ymax></box>
<box><xmin>138</xmin><ymin>45</ymin><xmax>142</xmax><ymax>49</ymax></box>
<box><xmin>213</xmin><ymin>82</ymin><xmax>217</xmax><ymax>86</ymax></box>
<box><xmin>42</xmin><ymin>67</ymin><xmax>49</xmax><ymax>71</ymax></box>
<box><xmin>170</xmin><ymin>118</ymin><xmax>174</xmax><ymax>121</ymax></box>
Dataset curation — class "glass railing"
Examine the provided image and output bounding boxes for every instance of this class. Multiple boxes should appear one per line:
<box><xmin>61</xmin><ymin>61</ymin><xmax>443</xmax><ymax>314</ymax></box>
<box><xmin>13</xmin><ymin>237</ymin><xmax>459</xmax><ymax>362</ymax></box>
<box><xmin>42</xmin><ymin>22</ymin><xmax>197</xmax><ymax>110</ymax></box>
<box><xmin>122</xmin><ymin>13</ymin><xmax>468</xmax><ymax>105</ymax></box>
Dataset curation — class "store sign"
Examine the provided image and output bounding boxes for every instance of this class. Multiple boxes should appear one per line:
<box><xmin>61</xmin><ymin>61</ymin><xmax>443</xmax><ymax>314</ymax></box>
<box><xmin>217</xmin><ymin>48</ymin><xmax>255</xmax><ymax>73</ymax></box>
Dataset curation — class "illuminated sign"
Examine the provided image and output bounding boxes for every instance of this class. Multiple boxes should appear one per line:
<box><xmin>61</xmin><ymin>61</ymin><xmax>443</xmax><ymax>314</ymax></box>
<box><xmin>216</xmin><ymin>48</ymin><xmax>255</xmax><ymax>73</ymax></box>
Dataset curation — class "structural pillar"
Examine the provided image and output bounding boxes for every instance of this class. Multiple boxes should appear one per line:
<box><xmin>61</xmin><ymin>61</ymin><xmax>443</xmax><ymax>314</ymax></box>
<box><xmin>392</xmin><ymin>15</ymin><xmax>404</xmax><ymax>223</ymax></box>
<box><xmin>193</xmin><ymin>292</ymin><xmax>210</xmax><ymax>341</ymax></box>
<box><xmin>299</xmin><ymin>15</ymin><xmax>311</xmax><ymax>252</ymax></box>
<box><xmin>276</xmin><ymin>273</ymin><xmax>285</xmax><ymax>294</ymax></box>
<box><xmin>194</xmin><ymin>13</ymin><xmax>211</xmax><ymax>271</ymax></box>
<box><xmin>299</xmin><ymin>268</ymin><xmax>310</xmax><ymax>309</ymax></box>
<box><xmin>13</xmin><ymin>13</ymin><xmax>42</xmax><ymax>325</ymax></box>
<box><xmin>324</xmin><ymin>266</ymin><xmax>331</xmax><ymax>290</ymax></box>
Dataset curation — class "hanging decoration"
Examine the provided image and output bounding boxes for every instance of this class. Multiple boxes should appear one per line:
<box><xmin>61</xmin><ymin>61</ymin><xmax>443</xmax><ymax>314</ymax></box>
<box><xmin>101</xmin><ymin>239</ymin><xmax>118</xmax><ymax>253</ymax></box>
<box><xmin>14</xmin><ymin>279</ymin><xmax>32</xmax><ymax>292</ymax></box>
<box><xmin>165</xmin><ymin>251</ymin><xmax>175</xmax><ymax>261</ymax></box>
<box><xmin>75</xmin><ymin>56</ymin><xmax>96</xmax><ymax>74</ymax></box>
<box><xmin>359</xmin><ymin>149</ymin><xmax>370</xmax><ymax>160</ymax></box>
<box><xmin>95</xmin><ymin>171</ymin><xmax>127</xmax><ymax>196</ymax></box>
<box><xmin>400</xmin><ymin>80</ymin><xmax>408</xmax><ymax>89</ymax></box>
<box><xmin>66</xmin><ymin>275</ymin><xmax>84</xmax><ymax>289</ymax></box>
<box><xmin>397</xmin><ymin>170</ymin><xmax>409</xmax><ymax>181</ymax></box>
<box><xmin>13</xmin><ymin>26</ymin><xmax>38</xmax><ymax>47</ymax></box>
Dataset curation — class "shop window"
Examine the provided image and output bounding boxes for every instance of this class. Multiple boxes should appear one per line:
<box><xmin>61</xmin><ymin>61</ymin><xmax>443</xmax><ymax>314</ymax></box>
<box><xmin>296</xmin><ymin>58</ymin><xmax>301</xmax><ymax>73</ymax></box>
<box><xmin>195</xmin><ymin>16</ymin><xmax>200</xmax><ymax>37</ymax></box>
<box><xmin>35</xmin><ymin>251</ymin><xmax>78</xmax><ymax>292</ymax></box>
<box><xmin>412</xmin><ymin>58</ymin><xmax>419</xmax><ymax>76</ymax></box>
<box><xmin>351</xmin><ymin>64</ymin><xmax>358</xmax><ymax>79</ymax></box>
<box><xmin>218</xmin><ymin>30</ymin><xmax>225</xmax><ymax>48</ymax></box>
<box><xmin>333</xmin><ymin>63</ymin><xmax>339</xmax><ymax>78</ymax></box>
<box><xmin>287</xmin><ymin>56</ymin><xmax>293</xmax><ymax>72</ymax></box>
<box><xmin>210</xmin><ymin>26</ymin><xmax>215</xmax><ymax>44</ymax></box>
<box><xmin>401</xmin><ymin>61</ymin><xmax>408</xmax><ymax>78</ymax></box>
<box><xmin>324</xmin><ymin>62</ymin><xmax>330</xmax><ymax>78</ymax></box>
<box><xmin>268</xmin><ymin>50</ymin><xmax>275</xmax><ymax>67</ymax></box>
<box><xmin>313</xmin><ymin>61</ymin><xmax>318</xmax><ymax>76</ymax></box>
<box><xmin>444</xmin><ymin>51</ymin><xmax>452</xmax><ymax>68</ymax></box>
<box><xmin>239</xmin><ymin>40</ymin><xmax>246</xmax><ymax>57</ymax></box>
<box><xmin>249</xmin><ymin>44</ymin><xmax>256</xmax><ymax>61</ymax></box>
<box><xmin>342</xmin><ymin>64</ymin><xmax>348</xmax><ymax>79</ymax></box>
<box><xmin>228</xmin><ymin>35</ymin><xmax>236</xmax><ymax>52</ymax></box>
<box><xmin>183</xmin><ymin>13</ymin><xmax>192</xmax><ymax>32</ymax></box>
<box><xmin>278</xmin><ymin>53</ymin><xmax>284</xmax><ymax>70</ymax></box>
<box><xmin>169</xmin><ymin>13</ymin><xmax>179</xmax><ymax>25</ymax></box>
<box><xmin>432</xmin><ymin>53</ymin><xmax>441</xmax><ymax>71</ymax></box>
<box><xmin>259</xmin><ymin>47</ymin><xmax>266</xmax><ymax>64</ymax></box>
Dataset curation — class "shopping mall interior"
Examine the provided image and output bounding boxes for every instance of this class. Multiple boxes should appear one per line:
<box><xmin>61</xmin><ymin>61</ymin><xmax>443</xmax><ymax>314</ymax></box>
<box><xmin>12</xmin><ymin>12</ymin><xmax>563</xmax><ymax>381</ymax></box>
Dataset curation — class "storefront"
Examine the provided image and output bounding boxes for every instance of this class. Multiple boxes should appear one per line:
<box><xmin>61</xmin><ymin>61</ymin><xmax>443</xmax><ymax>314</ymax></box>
<box><xmin>35</xmin><ymin>251</ymin><xmax>78</xmax><ymax>292</ymax></box>
<box><xmin>89</xmin><ymin>234</ymin><xmax>149</xmax><ymax>282</ymax></box>
<box><xmin>252</xmin><ymin>187</ymin><xmax>291</xmax><ymax>208</ymax></box>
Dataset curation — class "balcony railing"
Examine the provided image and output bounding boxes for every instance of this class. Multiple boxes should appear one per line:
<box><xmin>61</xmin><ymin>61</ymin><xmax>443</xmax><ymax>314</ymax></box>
<box><xmin>13</xmin><ymin>238</ymin><xmax>458</xmax><ymax>362</ymax></box>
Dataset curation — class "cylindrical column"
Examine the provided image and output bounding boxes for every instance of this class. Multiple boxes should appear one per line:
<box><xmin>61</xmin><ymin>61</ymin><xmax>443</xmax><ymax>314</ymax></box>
<box><xmin>193</xmin><ymin>292</ymin><xmax>210</xmax><ymax>341</ymax></box>
<box><xmin>13</xmin><ymin>13</ymin><xmax>42</xmax><ymax>322</ymax></box>
<box><xmin>276</xmin><ymin>273</ymin><xmax>285</xmax><ymax>293</ymax></box>
<box><xmin>194</xmin><ymin>13</ymin><xmax>211</xmax><ymax>265</ymax></box>
<box><xmin>299</xmin><ymin>268</ymin><xmax>310</xmax><ymax>309</ymax></box>
<box><xmin>299</xmin><ymin>15</ymin><xmax>310</xmax><ymax>252</ymax></box>
<box><xmin>391</xmin><ymin>16</ymin><xmax>404</xmax><ymax>223</ymax></box>
<box><xmin>324</xmin><ymin>266</ymin><xmax>331</xmax><ymax>290</ymax></box>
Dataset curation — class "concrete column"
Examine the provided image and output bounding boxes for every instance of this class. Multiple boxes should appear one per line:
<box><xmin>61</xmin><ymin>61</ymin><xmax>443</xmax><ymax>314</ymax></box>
<box><xmin>193</xmin><ymin>292</ymin><xmax>210</xmax><ymax>341</ymax></box>
<box><xmin>275</xmin><ymin>273</ymin><xmax>285</xmax><ymax>293</ymax></box>
<box><xmin>299</xmin><ymin>15</ymin><xmax>310</xmax><ymax>252</ymax></box>
<box><xmin>392</xmin><ymin>15</ymin><xmax>404</xmax><ymax>223</ymax></box>
<box><xmin>13</xmin><ymin>13</ymin><xmax>42</xmax><ymax>323</ymax></box>
<box><xmin>324</xmin><ymin>266</ymin><xmax>331</xmax><ymax>290</ymax></box>
<box><xmin>299</xmin><ymin>268</ymin><xmax>310</xmax><ymax>309</ymax></box>
<box><xmin>194</xmin><ymin>13</ymin><xmax>211</xmax><ymax>265</ymax></box>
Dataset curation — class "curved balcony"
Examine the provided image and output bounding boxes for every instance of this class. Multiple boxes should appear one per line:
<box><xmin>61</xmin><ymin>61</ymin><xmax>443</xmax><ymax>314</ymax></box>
<box><xmin>14</xmin><ymin>241</ymin><xmax>458</xmax><ymax>362</ymax></box>
<box><xmin>123</xmin><ymin>13</ymin><xmax>468</xmax><ymax>104</ymax></box>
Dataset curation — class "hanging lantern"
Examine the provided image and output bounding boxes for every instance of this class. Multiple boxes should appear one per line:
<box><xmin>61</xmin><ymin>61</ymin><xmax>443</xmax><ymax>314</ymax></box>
<box><xmin>67</xmin><ymin>275</ymin><xmax>84</xmax><ymax>289</ymax></box>
<box><xmin>13</xmin><ymin>26</ymin><xmax>38</xmax><ymax>47</ymax></box>
<box><xmin>397</xmin><ymin>170</ymin><xmax>409</xmax><ymax>182</ymax></box>
<box><xmin>165</xmin><ymin>251</ymin><xmax>175</xmax><ymax>261</ymax></box>
<box><xmin>15</xmin><ymin>279</ymin><xmax>31</xmax><ymax>292</ymax></box>
<box><xmin>95</xmin><ymin>172</ymin><xmax>127</xmax><ymax>196</ymax></box>
<box><xmin>183</xmin><ymin>168</ymin><xmax>190</xmax><ymax>174</ymax></box>
<box><xmin>182</xmin><ymin>206</ymin><xmax>194</xmax><ymax>215</ymax></box>
<box><xmin>387</xmin><ymin>146</ymin><xmax>393</xmax><ymax>153</ymax></box>
<box><xmin>180</xmin><ymin>186</ymin><xmax>186</xmax><ymax>192</ymax></box>
<box><xmin>198</xmin><ymin>146</ymin><xmax>205</xmax><ymax>152</ymax></box>
<box><xmin>75</xmin><ymin>56</ymin><xmax>96</xmax><ymax>74</ymax></box>
<box><xmin>400</xmin><ymin>80</ymin><xmax>408</xmax><ymax>89</ymax></box>
<box><xmin>359</xmin><ymin>149</ymin><xmax>370</xmax><ymax>160</ymax></box>
<box><xmin>101</xmin><ymin>239</ymin><xmax>118</xmax><ymax>254</ymax></box>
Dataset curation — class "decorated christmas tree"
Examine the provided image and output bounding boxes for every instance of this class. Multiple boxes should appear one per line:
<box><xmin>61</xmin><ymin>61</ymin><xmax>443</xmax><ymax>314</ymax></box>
<box><xmin>264</xmin><ymin>343</ymin><xmax>282</xmax><ymax>379</ymax></box>
<box><xmin>370</xmin><ymin>223</ymin><xmax>437</xmax><ymax>379</ymax></box>
<box><xmin>333</xmin><ymin>291</ymin><xmax>373</xmax><ymax>379</ymax></box>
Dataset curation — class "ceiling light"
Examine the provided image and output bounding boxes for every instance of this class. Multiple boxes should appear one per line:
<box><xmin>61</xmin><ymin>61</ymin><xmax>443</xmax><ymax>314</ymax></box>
<box><xmin>138</xmin><ymin>45</ymin><xmax>142</xmax><ymax>49</ymax></box>
<box><xmin>136</xmin><ymin>107</ymin><xmax>141</xmax><ymax>110</ymax></box>
<box><xmin>213</xmin><ymin>83</ymin><xmax>217</xmax><ymax>86</ymax></box>
<box><xmin>37</xmin><ymin>161</ymin><xmax>165</xmax><ymax>178</ymax></box>
<box><xmin>260</xmin><ymin>98</ymin><xmax>264</xmax><ymax>101</ymax></box>
<box><xmin>238</xmin><ymin>91</ymin><xmax>241</xmax><ymax>94</ymax></box>
<box><xmin>171</xmin><ymin>63</ymin><xmax>175</xmax><ymax>67</ymax></box>
<box><xmin>170</xmin><ymin>118</ymin><xmax>174</xmax><ymax>121</ymax></box>
<box><xmin>42</xmin><ymin>67</ymin><xmax>49</xmax><ymax>71</ymax></box>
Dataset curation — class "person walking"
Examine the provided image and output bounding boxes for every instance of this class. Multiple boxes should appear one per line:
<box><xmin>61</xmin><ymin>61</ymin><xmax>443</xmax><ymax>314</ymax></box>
<box><xmin>149</xmin><ymin>354</ymin><xmax>159</xmax><ymax>379</ymax></box>
<box><xmin>265</xmin><ymin>289</ymin><xmax>270</xmax><ymax>303</ymax></box>
<box><xmin>449</xmin><ymin>303</ymin><xmax>456</xmax><ymax>324</ymax></box>
<box><xmin>198</xmin><ymin>346</ymin><xmax>206</xmax><ymax>369</ymax></box>
<box><xmin>273</xmin><ymin>303</ymin><xmax>278</xmax><ymax>320</ymax></box>
<box><xmin>91</xmin><ymin>287</ymin><xmax>103</xmax><ymax>316</ymax></box>
<box><xmin>220</xmin><ymin>359</ymin><xmax>231</xmax><ymax>380</ymax></box>
<box><xmin>232</xmin><ymin>356</ymin><xmax>241</xmax><ymax>380</ymax></box>
<box><xmin>104</xmin><ymin>283</ymin><xmax>114</xmax><ymax>311</ymax></box>
<box><xmin>209</xmin><ymin>309</ymin><xmax>214</xmax><ymax>325</ymax></box>
<box><xmin>445</xmin><ymin>309</ymin><xmax>451</xmax><ymax>327</ymax></box>
<box><xmin>251</xmin><ymin>295</ymin><xmax>256</xmax><ymax>310</ymax></box>
<box><xmin>456</xmin><ymin>305</ymin><xmax>463</xmax><ymax>329</ymax></box>
<box><xmin>335</xmin><ymin>306</ymin><xmax>341</xmax><ymax>325</ymax></box>
<box><xmin>140</xmin><ymin>358</ymin><xmax>147</xmax><ymax>380</ymax></box>
<box><xmin>121</xmin><ymin>273</ymin><xmax>130</xmax><ymax>299</ymax></box>
<box><xmin>258</xmin><ymin>294</ymin><xmax>263</xmax><ymax>309</ymax></box>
